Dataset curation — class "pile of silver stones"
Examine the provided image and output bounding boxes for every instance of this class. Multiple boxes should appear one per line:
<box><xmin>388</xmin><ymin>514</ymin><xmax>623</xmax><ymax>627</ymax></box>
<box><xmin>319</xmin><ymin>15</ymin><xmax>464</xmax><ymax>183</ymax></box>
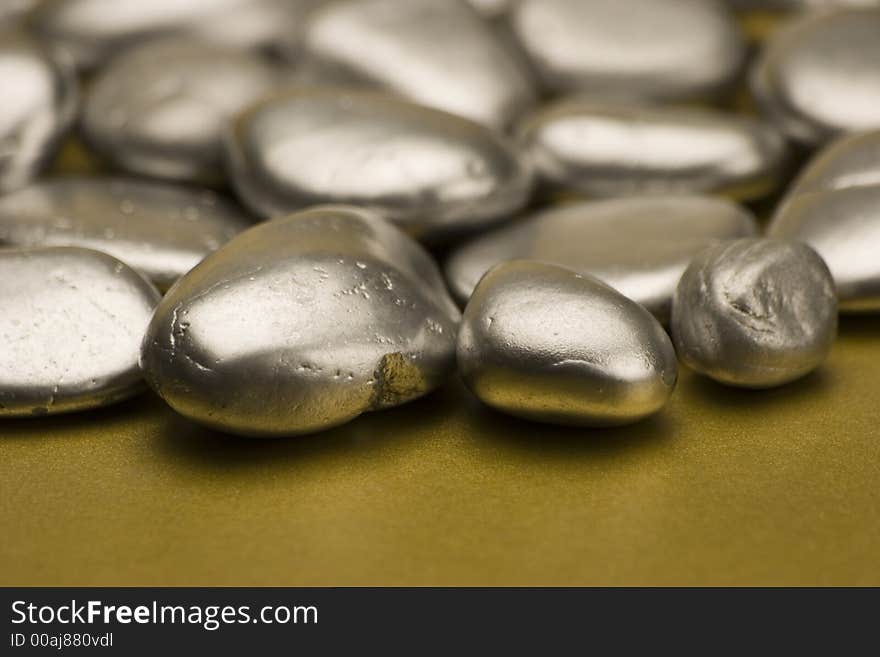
<box><xmin>1</xmin><ymin>0</ymin><xmax>879</xmax><ymax>437</ymax></box>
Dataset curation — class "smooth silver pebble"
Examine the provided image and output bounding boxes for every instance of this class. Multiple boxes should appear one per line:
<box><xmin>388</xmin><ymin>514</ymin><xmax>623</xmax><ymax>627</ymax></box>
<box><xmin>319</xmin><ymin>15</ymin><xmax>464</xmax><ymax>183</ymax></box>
<box><xmin>672</xmin><ymin>238</ymin><xmax>837</xmax><ymax>388</ymax></box>
<box><xmin>445</xmin><ymin>196</ymin><xmax>758</xmax><ymax>319</ymax></box>
<box><xmin>140</xmin><ymin>205</ymin><xmax>461</xmax><ymax>437</ymax></box>
<box><xmin>292</xmin><ymin>0</ymin><xmax>536</xmax><ymax>128</ymax></box>
<box><xmin>0</xmin><ymin>177</ymin><xmax>252</xmax><ymax>290</ymax></box>
<box><xmin>81</xmin><ymin>37</ymin><xmax>282</xmax><ymax>185</ymax></box>
<box><xmin>225</xmin><ymin>89</ymin><xmax>533</xmax><ymax>241</ymax></box>
<box><xmin>518</xmin><ymin>98</ymin><xmax>787</xmax><ymax>201</ymax></box>
<box><xmin>458</xmin><ymin>260</ymin><xmax>678</xmax><ymax>426</ymax></box>
<box><xmin>0</xmin><ymin>29</ymin><xmax>77</xmax><ymax>194</ymax></box>
<box><xmin>751</xmin><ymin>8</ymin><xmax>880</xmax><ymax>144</ymax></box>
<box><xmin>0</xmin><ymin>247</ymin><xmax>160</xmax><ymax>417</ymax></box>
<box><xmin>509</xmin><ymin>0</ymin><xmax>745</xmax><ymax>100</ymax></box>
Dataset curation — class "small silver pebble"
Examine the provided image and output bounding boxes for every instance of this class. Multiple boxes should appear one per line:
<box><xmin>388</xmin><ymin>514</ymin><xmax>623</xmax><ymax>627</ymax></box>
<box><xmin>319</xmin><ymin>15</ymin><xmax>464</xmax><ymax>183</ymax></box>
<box><xmin>518</xmin><ymin>98</ymin><xmax>787</xmax><ymax>201</ymax></box>
<box><xmin>140</xmin><ymin>205</ymin><xmax>461</xmax><ymax>437</ymax></box>
<box><xmin>671</xmin><ymin>238</ymin><xmax>837</xmax><ymax>388</ymax></box>
<box><xmin>445</xmin><ymin>196</ymin><xmax>758</xmax><ymax>319</ymax></box>
<box><xmin>458</xmin><ymin>260</ymin><xmax>678</xmax><ymax>426</ymax></box>
<box><xmin>751</xmin><ymin>8</ymin><xmax>880</xmax><ymax>144</ymax></box>
<box><xmin>81</xmin><ymin>37</ymin><xmax>282</xmax><ymax>185</ymax></box>
<box><xmin>0</xmin><ymin>29</ymin><xmax>77</xmax><ymax>194</ymax></box>
<box><xmin>291</xmin><ymin>0</ymin><xmax>537</xmax><ymax>128</ymax></box>
<box><xmin>0</xmin><ymin>247</ymin><xmax>160</xmax><ymax>417</ymax></box>
<box><xmin>509</xmin><ymin>0</ymin><xmax>745</xmax><ymax>100</ymax></box>
<box><xmin>0</xmin><ymin>177</ymin><xmax>252</xmax><ymax>290</ymax></box>
<box><xmin>225</xmin><ymin>89</ymin><xmax>533</xmax><ymax>241</ymax></box>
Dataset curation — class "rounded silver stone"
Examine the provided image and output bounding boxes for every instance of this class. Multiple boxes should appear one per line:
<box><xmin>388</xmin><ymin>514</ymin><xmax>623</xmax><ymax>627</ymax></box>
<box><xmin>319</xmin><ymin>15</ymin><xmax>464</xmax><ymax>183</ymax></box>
<box><xmin>140</xmin><ymin>205</ymin><xmax>461</xmax><ymax>437</ymax></box>
<box><xmin>751</xmin><ymin>8</ymin><xmax>880</xmax><ymax>144</ymax></box>
<box><xmin>81</xmin><ymin>37</ymin><xmax>282</xmax><ymax>185</ymax></box>
<box><xmin>0</xmin><ymin>247</ymin><xmax>160</xmax><ymax>417</ymax></box>
<box><xmin>671</xmin><ymin>238</ymin><xmax>837</xmax><ymax>388</ymax></box>
<box><xmin>457</xmin><ymin>260</ymin><xmax>678</xmax><ymax>427</ymax></box>
<box><xmin>445</xmin><ymin>196</ymin><xmax>758</xmax><ymax>319</ymax></box>
<box><xmin>509</xmin><ymin>0</ymin><xmax>746</xmax><ymax>100</ymax></box>
<box><xmin>0</xmin><ymin>177</ymin><xmax>253</xmax><ymax>290</ymax></box>
<box><xmin>0</xmin><ymin>29</ymin><xmax>77</xmax><ymax>194</ymax></box>
<box><xmin>518</xmin><ymin>98</ymin><xmax>787</xmax><ymax>201</ymax></box>
<box><xmin>225</xmin><ymin>89</ymin><xmax>533</xmax><ymax>241</ymax></box>
<box><xmin>291</xmin><ymin>0</ymin><xmax>537</xmax><ymax>128</ymax></box>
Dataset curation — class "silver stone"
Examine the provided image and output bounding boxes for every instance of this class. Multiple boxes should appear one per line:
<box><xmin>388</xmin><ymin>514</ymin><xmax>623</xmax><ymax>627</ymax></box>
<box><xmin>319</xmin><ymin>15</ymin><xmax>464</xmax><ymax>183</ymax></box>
<box><xmin>445</xmin><ymin>196</ymin><xmax>758</xmax><ymax>319</ymax></box>
<box><xmin>140</xmin><ymin>205</ymin><xmax>461</xmax><ymax>437</ymax></box>
<box><xmin>0</xmin><ymin>29</ymin><xmax>77</xmax><ymax>194</ymax></box>
<box><xmin>751</xmin><ymin>8</ymin><xmax>880</xmax><ymax>144</ymax></box>
<box><xmin>81</xmin><ymin>37</ymin><xmax>282</xmax><ymax>185</ymax></box>
<box><xmin>291</xmin><ymin>0</ymin><xmax>537</xmax><ymax>128</ymax></box>
<box><xmin>0</xmin><ymin>247</ymin><xmax>160</xmax><ymax>417</ymax></box>
<box><xmin>509</xmin><ymin>0</ymin><xmax>746</xmax><ymax>100</ymax></box>
<box><xmin>518</xmin><ymin>98</ymin><xmax>787</xmax><ymax>201</ymax></box>
<box><xmin>672</xmin><ymin>238</ymin><xmax>837</xmax><ymax>388</ymax></box>
<box><xmin>458</xmin><ymin>260</ymin><xmax>678</xmax><ymax>426</ymax></box>
<box><xmin>0</xmin><ymin>177</ymin><xmax>252</xmax><ymax>290</ymax></box>
<box><xmin>225</xmin><ymin>89</ymin><xmax>533</xmax><ymax>241</ymax></box>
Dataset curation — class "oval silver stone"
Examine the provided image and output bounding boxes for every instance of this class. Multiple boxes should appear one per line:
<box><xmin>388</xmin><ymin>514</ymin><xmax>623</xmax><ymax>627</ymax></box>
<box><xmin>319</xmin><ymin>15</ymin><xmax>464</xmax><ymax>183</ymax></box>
<box><xmin>458</xmin><ymin>260</ymin><xmax>678</xmax><ymax>426</ymax></box>
<box><xmin>0</xmin><ymin>29</ymin><xmax>77</xmax><ymax>194</ymax></box>
<box><xmin>81</xmin><ymin>38</ymin><xmax>282</xmax><ymax>185</ymax></box>
<box><xmin>291</xmin><ymin>0</ymin><xmax>537</xmax><ymax>128</ymax></box>
<box><xmin>140</xmin><ymin>205</ymin><xmax>461</xmax><ymax>437</ymax></box>
<box><xmin>225</xmin><ymin>89</ymin><xmax>533</xmax><ymax>241</ymax></box>
<box><xmin>445</xmin><ymin>196</ymin><xmax>758</xmax><ymax>319</ymax></box>
<box><xmin>672</xmin><ymin>239</ymin><xmax>837</xmax><ymax>388</ymax></box>
<box><xmin>509</xmin><ymin>0</ymin><xmax>746</xmax><ymax>100</ymax></box>
<box><xmin>751</xmin><ymin>8</ymin><xmax>880</xmax><ymax>144</ymax></box>
<box><xmin>518</xmin><ymin>98</ymin><xmax>787</xmax><ymax>201</ymax></box>
<box><xmin>0</xmin><ymin>177</ymin><xmax>252</xmax><ymax>290</ymax></box>
<box><xmin>0</xmin><ymin>247</ymin><xmax>160</xmax><ymax>417</ymax></box>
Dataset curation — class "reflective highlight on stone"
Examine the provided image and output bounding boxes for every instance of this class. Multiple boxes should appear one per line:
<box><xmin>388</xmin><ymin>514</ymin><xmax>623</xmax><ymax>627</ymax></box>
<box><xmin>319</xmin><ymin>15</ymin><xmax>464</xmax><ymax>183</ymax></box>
<box><xmin>140</xmin><ymin>206</ymin><xmax>460</xmax><ymax>437</ymax></box>
<box><xmin>0</xmin><ymin>177</ymin><xmax>252</xmax><ymax>290</ymax></box>
<box><xmin>81</xmin><ymin>38</ymin><xmax>282</xmax><ymax>185</ymax></box>
<box><xmin>518</xmin><ymin>99</ymin><xmax>786</xmax><ymax>201</ymax></box>
<box><xmin>226</xmin><ymin>89</ymin><xmax>533</xmax><ymax>241</ymax></box>
<box><xmin>445</xmin><ymin>196</ymin><xmax>758</xmax><ymax>318</ymax></box>
<box><xmin>458</xmin><ymin>260</ymin><xmax>678</xmax><ymax>426</ymax></box>
<box><xmin>751</xmin><ymin>8</ymin><xmax>880</xmax><ymax>144</ymax></box>
<box><xmin>510</xmin><ymin>0</ymin><xmax>745</xmax><ymax>100</ymax></box>
<box><xmin>672</xmin><ymin>239</ymin><xmax>837</xmax><ymax>388</ymax></box>
<box><xmin>0</xmin><ymin>247</ymin><xmax>160</xmax><ymax>417</ymax></box>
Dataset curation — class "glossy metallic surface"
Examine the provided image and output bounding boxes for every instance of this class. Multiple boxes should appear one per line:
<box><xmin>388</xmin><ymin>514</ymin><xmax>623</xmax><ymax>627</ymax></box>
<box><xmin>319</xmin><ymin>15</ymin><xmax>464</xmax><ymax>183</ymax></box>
<box><xmin>518</xmin><ymin>99</ymin><xmax>786</xmax><ymax>201</ymax></box>
<box><xmin>140</xmin><ymin>206</ymin><xmax>460</xmax><ymax>437</ymax></box>
<box><xmin>0</xmin><ymin>177</ymin><xmax>252</xmax><ymax>289</ymax></box>
<box><xmin>225</xmin><ymin>89</ymin><xmax>533</xmax><ymax>241</ymax></box>
<box><xmin>81</xmin><ymin>38</ymin><xmax>282</xmax><ymax>185</ymax></box>
<box><xmin>292</xmin><ymin>0</ymin><xmax>536</xmax><ymax>128</ymax></box>
<box><xmin>782</xmin><ymin>130</ymin><xmax>880</xmax><ymax>197</ymax></box>
<box><xmin>751</xmin><ymin>8</ymin><xmax>880</xmax><ymax>144</ymax></box>
<box><xmin>458</xmin><ymin>260</ymin><xmax>677</xmax><ymax>426</ymax></box>
<box><xmin>0</xmin><ymin>247</ymin><xmax>160</xmax><ymax>417</ymax></box>
<box><xmin>31</xmin><ymin>0</ymin><xmax>320</xmax><ymax>71</ymax></box>
<box><xmin>509</xmin><ymin>0</ymin><xmax>745</xmax><ymax>100</ymax></box>
<box><xmin>672</xmin><ymin>239</ymin><xmax>837</xmax><ymax>388</ymax></box>
<box><xmin>0</xmin><ymin>29</ymin><xmax>77</xmax><ymax>194</ymax></box>
<box><xmin>445</xmin><ymin>196</ymin><xmax>758</xmax><ymax>319</ymax></box>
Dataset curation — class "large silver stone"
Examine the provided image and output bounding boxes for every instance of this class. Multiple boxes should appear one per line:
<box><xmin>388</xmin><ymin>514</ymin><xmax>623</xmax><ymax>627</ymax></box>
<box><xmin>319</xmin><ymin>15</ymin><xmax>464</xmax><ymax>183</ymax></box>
<box><xmin>0</xmin><ymin>177</ymin><xmax>252</xmax><ymax>290</ymax></box>
<box><xmin>445</xmin><ymin>196</ymin><xmax>758</xmax><ymax>319</ymax></box>
<box><xmin>140</xmin><ymin>205</ymin><xmax>461</xmax><ymax>437</ymax></box>
<box><xmin>518</xmin><ymin>98</ymin><xmax>787</xmax><ymax>201</ymax></box>
<box><xmin>0</xmin><ymin>247</ymin><xmax>160</xmax><ymax>417</ymax></box>
<box><xmin>458</xmin><ymin>260</ymin><xmax>678</xmax><ymax>426</ymax></box>
<box><xmin>225</xmin><ymin>89</ymin><xmax>533</xmax><ymax>241</ymax></box>
<box><xmin>81</xmin><ymin>37</ymin><xmax>282</xmax><ymax>185</ymax></box>
<box><xmin>672</xmin><ymin>238</ymin><xmax>837</xmax><ymax>388</ymax></box>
